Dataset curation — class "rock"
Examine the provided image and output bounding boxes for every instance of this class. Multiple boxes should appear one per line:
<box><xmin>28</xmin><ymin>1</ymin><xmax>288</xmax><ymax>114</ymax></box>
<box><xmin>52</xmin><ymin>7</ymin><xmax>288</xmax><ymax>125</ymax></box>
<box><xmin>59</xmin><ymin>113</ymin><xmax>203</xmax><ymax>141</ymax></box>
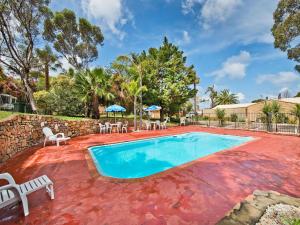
<box><xmin>217</xmin><ymin>190</ymin><xmax>300</xmax><ymax>225</ymax></box>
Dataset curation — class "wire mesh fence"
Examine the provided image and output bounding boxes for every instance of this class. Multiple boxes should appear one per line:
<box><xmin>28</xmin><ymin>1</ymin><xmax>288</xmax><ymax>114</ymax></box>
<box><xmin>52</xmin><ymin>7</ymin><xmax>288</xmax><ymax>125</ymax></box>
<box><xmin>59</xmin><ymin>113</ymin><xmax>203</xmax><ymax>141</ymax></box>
<box><xmin>188</xmin><ymin>112</ymin><xmax>300</xmax><ymax>135</ymax></box>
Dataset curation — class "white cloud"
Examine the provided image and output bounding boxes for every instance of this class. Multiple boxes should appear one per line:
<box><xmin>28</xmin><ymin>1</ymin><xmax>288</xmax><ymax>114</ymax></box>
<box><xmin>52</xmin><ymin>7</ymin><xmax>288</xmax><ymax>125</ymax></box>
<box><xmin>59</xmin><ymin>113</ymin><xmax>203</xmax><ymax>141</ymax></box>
<box><xmin>183</xmin><ymin>31</ymin><xmax>191</xmax><ymax>44</ymax></box>
<box><xmin>257</xmin><ymin>72</ymin><xmax>300</xmax><ymax>86</ymax></box>
<box><xmin>236</xmin><ymin>92</ymin><xmax>245</xmax><ymax>101</ymax></box>
<box><xmin>182</xmin><ymin>0</ymin><xmax>242</xmax><ymax>27</ymax></box>
<box><xmin>279</xmin><ymin>87</ymin><xmax>289</xmax><ymax>93</ymax></box>
<box><xmin>81</xmin><ymin>0</ymin><xmax>133</xmax><ymax>40</ymax></box>
<box><xmin>177</xmin><ymin>30</ymin><xmax>191</xmax><ymax>45</ymax></box>
<box><xmin>210</xmin><ymin>51</ymin><xmax>251</xmax><ymax>80</ymax></box>
<box><xmin>201</xmin><ymin>0</ymin><xmax>242</xmax><ymax>28</ymax></box>
<box><xmin>182</xmin><ymin>0</ymin><xmax>204</xmax><ymax>14</ymax></box>
<box><xmin>181</xmin><ymin>0</ymin><xmax>277</xmax><ymax>50</ymax></box>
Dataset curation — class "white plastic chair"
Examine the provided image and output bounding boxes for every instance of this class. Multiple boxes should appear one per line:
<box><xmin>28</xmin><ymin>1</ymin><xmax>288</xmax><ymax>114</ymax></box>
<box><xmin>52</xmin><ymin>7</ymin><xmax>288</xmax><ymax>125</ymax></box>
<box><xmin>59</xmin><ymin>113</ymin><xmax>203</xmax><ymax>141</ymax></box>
<box><xmin>116</xmin><ymin>122</ymin><xmax>123</xmax><ymax>133</ymax></box>
<box><xmin>122</xmin><ymin>121</ymin><xmax>128</xmax><ymax>133</ymax></box>
<box><xmin>0</xmin><ymin>173</ymin><xmax>54</xmax><ymax>216</ymax></box>
<box><xmin>161</xmin><ymin>117</ymin><xmax>169</xmax><ymax>129</ymax></box>
<box><xmin>42</xmin><ymin>127</ymin><xmax>70</xmax><ymax>147</ymax></box>
<box><xmin>99</xmin><ymin>123</ymin><xmax>106</xmax><ymax>134</ymax></box>
<box><xmin>105</xmin><ymin>122</ymin><xmax>112</xmax><ymax>133</ymax></box>
<box><xmin>155</xmin><ymin>120</ymin><xmax>161</xmax><ymax>130</ymax></box>
<box><xmin>145</xmin><ymin>121</ymin><xmax>151</xmax><ymax>130</ymax></box>
<box><xmin>161</xmin><ymin>121</ymin><xmax>167</xmax><ymax>129</ymax></box>
<box><xmin>180</xmin><ymin>117</ymin><xmax>186</xmax><ymax>126</ymax></box>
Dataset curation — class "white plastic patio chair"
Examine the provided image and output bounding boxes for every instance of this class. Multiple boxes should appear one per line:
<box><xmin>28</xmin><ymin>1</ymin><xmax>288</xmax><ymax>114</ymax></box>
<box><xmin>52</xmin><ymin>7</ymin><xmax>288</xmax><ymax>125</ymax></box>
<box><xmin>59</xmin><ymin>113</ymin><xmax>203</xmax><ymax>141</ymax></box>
<box><xmin>99</xmin><ymin>123</ymin><xmax>106</xmax><ymax>134</ymax></box>
<box><xmin>161</xmin><ymin>121</ymin><xmax>167</xmax><ymax>129</ymax></box>
<box><xmin>145</xmin><ymin>121</ymin><xmax>151</xmax><ymax>130</ymax></box>
<box><xmin>155</xmin><ymin>120</ymin><xmax>161</xmax><ymax>130</ymax></box>
<box><xmin>122</xmin><ymin>121</ymin><xmax>128</xmax><ymax>133</ymax></box>
<box><xmin>105</xmin><ymin>122</ymin><xmax>112</xmax><ymax>134</ymax></box>
<box><xmin>116</xmin><ymin>122</ymin><xmax>123</xmax><ymax>133</ymax></box>
<box><xmin>161</xmin><ymin>117</ymin><xmax>169</xmax><ymax>129</ymax></box>
<box><xmin>42</xmin><ymin>127</ymin><xmax>70</xmax><ymax>147</ymax></box>
<box><xmin>0</xmin><ymin>173</ymin><xmax>54</xmax><ymax>216</ymax></box>
<box><xmin>180</xmin><ymin>117</ymin><xmax>186</xmax><ymax>126</ymax></box>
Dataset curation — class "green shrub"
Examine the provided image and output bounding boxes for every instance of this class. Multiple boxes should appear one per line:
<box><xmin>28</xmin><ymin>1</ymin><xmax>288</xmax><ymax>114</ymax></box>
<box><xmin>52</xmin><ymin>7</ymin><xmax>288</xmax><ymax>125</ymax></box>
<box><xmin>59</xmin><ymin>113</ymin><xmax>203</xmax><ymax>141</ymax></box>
<box><xmin>203</xmin><ymin>116</ymin><xmax>209</xmax><ymax>121</ymax></box>
<box><xmin>33</xmin><ymin>90</ymin><xmax>55</xmax><ymax>114</ymax></box>
<box><xmin>230</xmin><ymin>113</ymin><xmax>238</xmax><ymax>122</ymax></box>
<box><xmin>283</xmin><ymin>218</ymin><xmax>300</xmax><ymax>225</ymax></box>
<box><xmin>276</xmin><ymin>113</ymin><xmax>289</xmax><ymax>123</ymax></box>
<box><xmin>215</xmin><ymin>108</ymin><xmax>225</xmax><ymax>126</ymax></box>
<box><xmin>51</xmin><ymin>75</ymin><xmax>84</xmax><ymax>116</ymax></box>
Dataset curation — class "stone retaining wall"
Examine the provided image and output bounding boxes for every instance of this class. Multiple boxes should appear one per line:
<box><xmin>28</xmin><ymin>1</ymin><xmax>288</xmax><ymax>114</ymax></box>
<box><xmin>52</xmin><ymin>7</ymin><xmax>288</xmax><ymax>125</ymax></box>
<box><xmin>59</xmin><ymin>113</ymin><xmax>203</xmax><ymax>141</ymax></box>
<box><xmin>0</xmin><ymin>114</ymin><xmax>133</xmax><ymax>163</ymax></box>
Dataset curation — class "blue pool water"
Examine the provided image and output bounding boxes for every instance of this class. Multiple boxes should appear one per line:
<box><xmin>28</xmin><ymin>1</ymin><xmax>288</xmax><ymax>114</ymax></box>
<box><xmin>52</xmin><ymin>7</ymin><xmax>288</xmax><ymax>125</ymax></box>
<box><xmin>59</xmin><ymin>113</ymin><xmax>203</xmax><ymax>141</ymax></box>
<box><xmin>89</xmin><ymin>132</ymin><xmax>252</xmax><ymax>179</ymax></box>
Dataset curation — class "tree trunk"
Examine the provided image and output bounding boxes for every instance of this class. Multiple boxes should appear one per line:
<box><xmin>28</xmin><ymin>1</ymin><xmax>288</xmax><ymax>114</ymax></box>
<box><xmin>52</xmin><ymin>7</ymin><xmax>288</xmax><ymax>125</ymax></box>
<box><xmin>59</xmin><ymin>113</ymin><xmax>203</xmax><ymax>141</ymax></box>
<box><xmin>194</xmin><ymin>81</ymin><xmax>197</xmax><ymax>115</ymax></box>
<box><xmin>134</xmin><ymin>96</ymin><xmax>137</xmax><ymax>131</ymax></box>
<box><xmin>45</xmin><ymin>64</ymin><xmax>50</xmax><ymax>91</ymax></box>
<box><xmin>85</xmin><ymin>102</ymin><xmax>89</xmax><ymax>117</ymax></box>
<box><xmin>160</xmin><ymin>107</ymin><xmax>164</xmax><ymax>121</ymax></box>
<box><xmin>92</xmin><ymin>95</ymin><xmax>99</xmax><ymax>119</ymax></box>
<box><xmin>23</xmin><ymin>78</ymin><xmax>37</xmax><ymax>112</ymax></box>
<box><xmin>139</xmin><ymin>78</ymin><xmax>143</xmax><ymax>130</ymax></box>
<box><xmin>211</xmin><ymin>98</ymin><xmax>215</xmax><ymax>108</ymax></box>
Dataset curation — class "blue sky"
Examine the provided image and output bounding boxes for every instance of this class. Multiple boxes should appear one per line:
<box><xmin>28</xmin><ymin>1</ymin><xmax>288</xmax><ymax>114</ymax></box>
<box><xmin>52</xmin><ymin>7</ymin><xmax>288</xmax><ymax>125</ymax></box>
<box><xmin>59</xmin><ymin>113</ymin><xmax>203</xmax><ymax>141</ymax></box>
<box><xmin>50</xmin><ymin>0</ymin><xmax>299</xmax><ymax>108</ymax></box>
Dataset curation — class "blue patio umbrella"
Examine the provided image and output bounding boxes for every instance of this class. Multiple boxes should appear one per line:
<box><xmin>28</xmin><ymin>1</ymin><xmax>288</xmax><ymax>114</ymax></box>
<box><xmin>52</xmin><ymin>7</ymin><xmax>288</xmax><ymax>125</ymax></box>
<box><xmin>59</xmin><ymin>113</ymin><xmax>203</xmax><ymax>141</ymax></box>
<box><xmin>105</xmin><ymin>105</ymin><xmax>126</xmax><ymax>122</ymax></box>
<box><xmin>144</xmin><ymin>105</ymin><xmax>161</xmax><ymax>121</ymax></box>
<box><xmin>144</xmin><ymin>105</ymin><xmax>161</xmax><ymax>111</ymax></box>
<box><xmin>105</xmin><ymin>104</ymin><xmax>126</xmax><ymax>112</ymax></box>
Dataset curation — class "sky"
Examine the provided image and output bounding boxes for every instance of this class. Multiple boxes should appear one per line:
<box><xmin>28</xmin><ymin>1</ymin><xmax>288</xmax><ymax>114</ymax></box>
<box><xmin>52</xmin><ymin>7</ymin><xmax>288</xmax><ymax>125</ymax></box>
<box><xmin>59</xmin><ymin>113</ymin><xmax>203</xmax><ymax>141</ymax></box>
<box><xmin>50</xmin><ymin>0</ymin><xmax>299</xmax><ymax>108</ymax></box>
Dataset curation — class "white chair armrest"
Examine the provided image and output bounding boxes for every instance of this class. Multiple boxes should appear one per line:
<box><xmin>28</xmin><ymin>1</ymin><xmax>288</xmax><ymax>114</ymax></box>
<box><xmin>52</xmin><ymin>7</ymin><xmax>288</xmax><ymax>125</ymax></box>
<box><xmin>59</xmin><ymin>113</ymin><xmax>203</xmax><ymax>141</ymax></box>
<box><xmin>0</xmin><ymin>173</ymin><xmax>16</xmax><ymax>185</ymax></box>
<box><xmin>0</xmin><ymin>183</ymin><xmax>20</xmax><ymax>193</ymax></box>
<box><xmin>55</xmin><ymin>133</ymin><xmax>65</xmax><ymax>138</ymax></box>
<box><xmin>0</xmin><ymin>183</ymin><xmax>25</xmax><ymax>201</ymax></box>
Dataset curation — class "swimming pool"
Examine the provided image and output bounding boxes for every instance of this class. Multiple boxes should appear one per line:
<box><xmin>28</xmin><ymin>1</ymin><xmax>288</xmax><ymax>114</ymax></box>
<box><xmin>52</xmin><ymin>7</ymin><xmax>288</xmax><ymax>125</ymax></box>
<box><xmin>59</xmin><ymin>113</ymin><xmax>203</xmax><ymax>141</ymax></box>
<box><xmin>89</xmin><ymin>132</ymin><xmax>253</xmax><ymax>179</ymax></box>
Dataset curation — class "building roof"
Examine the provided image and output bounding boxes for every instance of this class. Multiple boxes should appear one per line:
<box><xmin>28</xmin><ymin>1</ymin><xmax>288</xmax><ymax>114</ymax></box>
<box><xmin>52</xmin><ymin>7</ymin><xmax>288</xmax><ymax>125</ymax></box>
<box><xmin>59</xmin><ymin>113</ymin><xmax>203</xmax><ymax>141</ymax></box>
<box><xmin>211</xmin><ymin>97</ymin><xmax>300</xmax><ymax>110</ymax></box>
<box><xmin>279</xmin><ymin>97</ymin><xmax>300</xmax><ymax>104</ymax></box>
<box><xmin>213</xmin><ymin>103</ymin><xmax>255</xmax><ymax>109</ymax></box>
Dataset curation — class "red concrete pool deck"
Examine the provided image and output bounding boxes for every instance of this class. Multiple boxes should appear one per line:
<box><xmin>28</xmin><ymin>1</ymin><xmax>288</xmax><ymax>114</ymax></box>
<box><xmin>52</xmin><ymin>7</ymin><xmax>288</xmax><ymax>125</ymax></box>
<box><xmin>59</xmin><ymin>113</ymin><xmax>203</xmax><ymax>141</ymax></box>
<box><xmin>1</xmin><ymin>126</ymin><xmax>300</xmax><ymax>225</ymax></box>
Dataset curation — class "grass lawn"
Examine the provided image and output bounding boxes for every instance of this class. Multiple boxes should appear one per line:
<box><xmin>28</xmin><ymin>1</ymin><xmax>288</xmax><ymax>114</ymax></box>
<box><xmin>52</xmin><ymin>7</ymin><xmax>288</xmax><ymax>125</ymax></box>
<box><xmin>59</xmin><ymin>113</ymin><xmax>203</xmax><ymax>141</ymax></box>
<box><xmin>0</xmin><ymin>111</ymin><xmax>87</xmax><ymax>121</ymax></box>
<box><xmin>0</xmin><ymin>111</ymin><xmax>178</xmax><ymax>126</ymax></box>
<box><xmin>0</xmin><ymin>111</ymin><xmax>16</xmax><ymax>120</ymax></box>
<box><xmin>0</xmin><ymin>111</ymin><xmax>135</xmax><ymax>122</ymax></box>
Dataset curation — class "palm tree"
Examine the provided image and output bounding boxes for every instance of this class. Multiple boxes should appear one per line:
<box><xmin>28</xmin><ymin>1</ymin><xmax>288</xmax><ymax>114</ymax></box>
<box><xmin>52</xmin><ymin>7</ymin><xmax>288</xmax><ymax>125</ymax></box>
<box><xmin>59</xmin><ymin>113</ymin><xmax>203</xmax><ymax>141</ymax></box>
<box><xmin>122</xmin><ymin>78</ymin><xmax>147</xmax><ymax>131</ymax></box>
<box><xmin>193</xmin><ymin>72</ymin><xmax>200</xmax><ymax>114</ymax></box>
<box><xmin>36</xmin><ymin>45</ymin><xmax>61</xmax><ymax>91</ymax></box>
<box><xmin>205</xmin><ymin>85</ymin><xmax>218</xmax><ymax>108</ymax></box>
<box><xmin>292</xmin><ymin>104</ymin><xmax>300</xmax><ymax>133</ymax></box>
<box><xmin>75</xmin><ymin>68</ymin><xmax>114</xmax><ymax>118</ymax></box>
<box><xmin>271</xmin><ymin>101</ymin><xmax>281</xmax><ymax>132</ymax></box>
<box><xmin>111</xmin><ymin>53</ymin><xmax>148</xmax><ymax>129</ymax></box>
<box><xmin>215</xmin><ymin>89</ymin><xmax>239</xmax><ymax>105</ymax></box>
<box><xmin>262</xmin><ymin>102</ymin><xmax>273</xmax><ymax>131</ymax></box>
<box><xmin>215</xmin><ymin>108</ymin><xmax>225</xmax><ymax>126</ymax></box>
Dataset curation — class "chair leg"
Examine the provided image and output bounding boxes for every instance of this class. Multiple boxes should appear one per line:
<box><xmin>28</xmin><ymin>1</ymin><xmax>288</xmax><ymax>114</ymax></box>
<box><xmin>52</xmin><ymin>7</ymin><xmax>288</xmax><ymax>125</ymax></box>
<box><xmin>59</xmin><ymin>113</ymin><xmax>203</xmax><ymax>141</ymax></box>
<box><xmin>44</xmin><ymin>138</ymin><xmax>47</xmax><ymax>147</ymax></box>
<box><xmin>56</xmin><ymin>141</ymin><xmax>59</xmax><ymax>146</ymax></box>
<box><xmin>46</xmin><ymin>184</ymin><xmax>55</xmax><ymax>200</ymax></box>
<box><xmin>20</xmin><ymin>195</ymin><xmax>29</xmax><ymax>216</ymax></box>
